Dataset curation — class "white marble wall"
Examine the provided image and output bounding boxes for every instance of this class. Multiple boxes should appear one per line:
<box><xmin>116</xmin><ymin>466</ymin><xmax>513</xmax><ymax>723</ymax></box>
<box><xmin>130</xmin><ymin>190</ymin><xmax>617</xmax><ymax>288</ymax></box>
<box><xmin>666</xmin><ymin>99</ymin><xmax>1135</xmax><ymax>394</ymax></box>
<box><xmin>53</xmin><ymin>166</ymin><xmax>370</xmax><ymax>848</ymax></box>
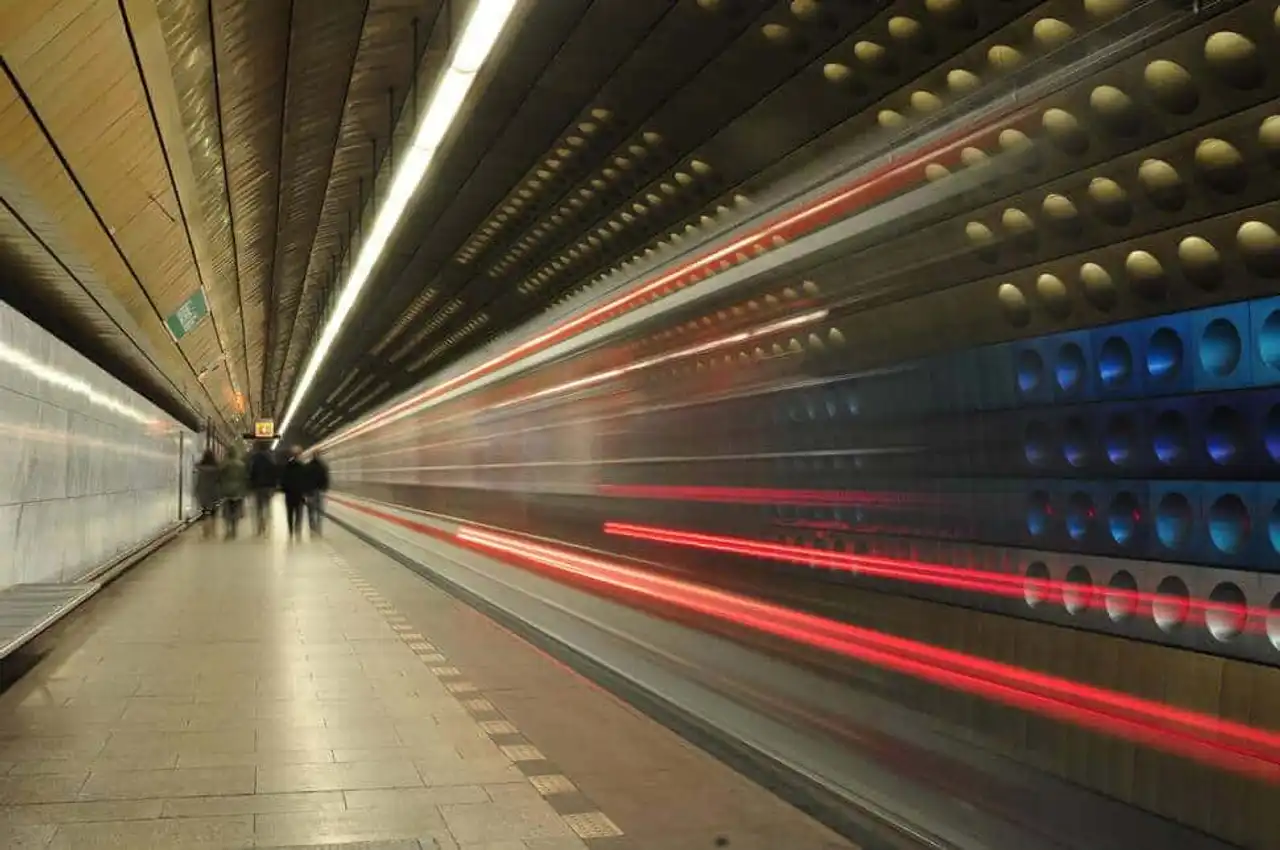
<box><xmin>0</xmin><ymin>300</ymin><xmax>195</xmax><ymax>588</ymax></box>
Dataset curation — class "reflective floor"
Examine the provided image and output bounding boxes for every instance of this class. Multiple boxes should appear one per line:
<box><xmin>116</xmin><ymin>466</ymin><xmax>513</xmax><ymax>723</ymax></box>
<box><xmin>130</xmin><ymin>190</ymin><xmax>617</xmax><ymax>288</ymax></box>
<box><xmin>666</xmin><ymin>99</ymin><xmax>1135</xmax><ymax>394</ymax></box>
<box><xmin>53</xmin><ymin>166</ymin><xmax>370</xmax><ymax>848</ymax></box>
<box><xmin>0</xmin><ymin>505</ymin><xmax>848</xmax><ymax>849</ymax></box>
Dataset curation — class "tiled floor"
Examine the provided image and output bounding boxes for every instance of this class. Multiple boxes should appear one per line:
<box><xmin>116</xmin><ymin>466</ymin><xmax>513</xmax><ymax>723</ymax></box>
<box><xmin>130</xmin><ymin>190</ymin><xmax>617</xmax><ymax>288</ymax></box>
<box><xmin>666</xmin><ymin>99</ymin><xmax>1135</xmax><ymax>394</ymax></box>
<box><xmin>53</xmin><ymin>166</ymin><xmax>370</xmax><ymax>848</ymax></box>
<box><xmin>0</xmin><ymin>510</ymin><xmax>590</xmax><ymax>849</ymax></box>
<box><xmin>322</xmin><ymin>512</ymin><xmax>856</xmax><ymax>850</ymax></box>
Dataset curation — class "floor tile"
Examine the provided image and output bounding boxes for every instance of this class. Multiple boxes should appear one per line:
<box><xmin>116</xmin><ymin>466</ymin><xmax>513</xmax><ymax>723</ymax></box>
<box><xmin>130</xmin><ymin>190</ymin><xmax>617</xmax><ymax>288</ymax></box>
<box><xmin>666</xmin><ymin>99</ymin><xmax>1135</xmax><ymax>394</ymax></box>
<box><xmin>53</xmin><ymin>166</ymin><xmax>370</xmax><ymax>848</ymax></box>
<box><xmin>256</xmin><ymin>759</ymin><xmax>424</xmax><ymax>793</ymax></box>
<box><xmin>47</xmin><ymin>814</ymin><xmax>254</xmax><ymax>849</ymax></box>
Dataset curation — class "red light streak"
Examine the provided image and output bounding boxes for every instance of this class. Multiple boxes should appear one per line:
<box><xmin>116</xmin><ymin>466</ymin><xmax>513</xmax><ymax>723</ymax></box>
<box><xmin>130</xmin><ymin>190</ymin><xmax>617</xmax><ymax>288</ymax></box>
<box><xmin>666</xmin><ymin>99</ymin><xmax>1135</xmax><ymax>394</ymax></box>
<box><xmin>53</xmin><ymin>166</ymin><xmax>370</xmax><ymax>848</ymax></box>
<box><xmin>456</xmin><ymin>524</ymin><xmax>1280</xmax><ymax>782</ymax></box>
<box><xmin>603</xmin><ymin>521</ymin><xmax>1276</xmax><ymax>636</ymax></box>
<box><xmin>328</xmin><ymin>494</ymin><xmax>1279</xmax><ymax>781</ymax></box>
<box><xmin>319</xmin><ymin>107</ymin><xmax>1033</xmax><ymax>451</ymax></box>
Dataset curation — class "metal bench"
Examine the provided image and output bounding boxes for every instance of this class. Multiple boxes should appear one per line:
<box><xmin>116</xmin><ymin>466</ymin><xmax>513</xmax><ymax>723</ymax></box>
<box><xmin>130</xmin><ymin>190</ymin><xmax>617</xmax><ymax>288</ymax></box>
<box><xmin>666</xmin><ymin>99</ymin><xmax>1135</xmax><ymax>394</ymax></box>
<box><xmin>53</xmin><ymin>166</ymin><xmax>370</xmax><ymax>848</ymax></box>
<box><xmin>0</xmin><ymin>583</ymin><xmax>98</xmax><ymax>660</ymax></box>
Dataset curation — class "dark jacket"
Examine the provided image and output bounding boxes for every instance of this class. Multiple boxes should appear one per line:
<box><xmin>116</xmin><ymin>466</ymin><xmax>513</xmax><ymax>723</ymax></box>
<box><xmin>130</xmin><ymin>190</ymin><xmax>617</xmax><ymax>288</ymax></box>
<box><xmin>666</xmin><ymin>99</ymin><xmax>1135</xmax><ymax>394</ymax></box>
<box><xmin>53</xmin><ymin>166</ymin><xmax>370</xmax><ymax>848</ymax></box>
<box><xmin>220</xmin><ymin>455</ymin><xmax>249</xmax><ymax>500</ymax></box>
<box><xmin>279</xmin><ymin>457</ymin><xmax>310</xmax><ymax>500</ymax></box>
<box><xmin>304</xmin><ymin>458</ymin><xmax>330</xmax><ymax>493</ymax></box>
<box><xmin>194</xmin><ymin>462</ymin><xmax>220</xmax><ymax>509</ymax></box>
<box><xmin>248</xmin><ymin>449</ymin><xmax>277</xmax><ymax>490</ymax></box>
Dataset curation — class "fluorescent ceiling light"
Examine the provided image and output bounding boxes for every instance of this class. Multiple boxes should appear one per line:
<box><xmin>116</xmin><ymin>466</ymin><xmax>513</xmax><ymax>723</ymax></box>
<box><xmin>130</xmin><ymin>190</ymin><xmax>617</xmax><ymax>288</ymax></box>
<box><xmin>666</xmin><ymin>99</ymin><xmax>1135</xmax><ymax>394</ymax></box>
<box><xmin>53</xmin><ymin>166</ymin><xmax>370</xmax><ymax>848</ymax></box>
<box><xmin>277</xmin><ymin>0</ymin><xmax>522</xmax><ymax>439</ymax></box>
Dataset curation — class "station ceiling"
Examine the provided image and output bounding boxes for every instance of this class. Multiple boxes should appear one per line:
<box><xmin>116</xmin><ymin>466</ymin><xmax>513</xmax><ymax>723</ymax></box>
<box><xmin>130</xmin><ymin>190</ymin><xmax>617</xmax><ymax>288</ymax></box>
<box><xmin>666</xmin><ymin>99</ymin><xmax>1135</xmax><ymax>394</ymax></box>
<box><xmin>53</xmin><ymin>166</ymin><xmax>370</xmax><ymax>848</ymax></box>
<box><xmin>1</xmin><ymin>0</ymin><xmax>1126</xmax><ymax>441</ymax></box>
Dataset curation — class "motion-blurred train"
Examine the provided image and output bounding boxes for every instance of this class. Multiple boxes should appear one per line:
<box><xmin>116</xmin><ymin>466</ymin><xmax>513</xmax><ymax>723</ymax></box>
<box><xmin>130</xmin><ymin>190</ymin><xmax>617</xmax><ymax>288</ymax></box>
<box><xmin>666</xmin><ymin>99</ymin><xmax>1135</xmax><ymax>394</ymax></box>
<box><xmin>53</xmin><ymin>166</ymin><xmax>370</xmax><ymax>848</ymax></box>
<box><xmin>318</xmin><ymin>1</ymin><xmax>1280</xmax><ymax>844</ymax></box>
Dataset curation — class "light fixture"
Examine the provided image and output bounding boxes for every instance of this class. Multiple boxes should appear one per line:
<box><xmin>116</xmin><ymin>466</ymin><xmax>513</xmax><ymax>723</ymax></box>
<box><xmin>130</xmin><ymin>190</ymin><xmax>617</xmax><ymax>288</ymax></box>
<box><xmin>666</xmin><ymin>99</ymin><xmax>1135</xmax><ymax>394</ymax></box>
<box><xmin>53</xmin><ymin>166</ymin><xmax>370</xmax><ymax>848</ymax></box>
<box><xmin>276</xmin><ymin>0</ymin><xmax>521</xmax><ymax>440</ymax></box>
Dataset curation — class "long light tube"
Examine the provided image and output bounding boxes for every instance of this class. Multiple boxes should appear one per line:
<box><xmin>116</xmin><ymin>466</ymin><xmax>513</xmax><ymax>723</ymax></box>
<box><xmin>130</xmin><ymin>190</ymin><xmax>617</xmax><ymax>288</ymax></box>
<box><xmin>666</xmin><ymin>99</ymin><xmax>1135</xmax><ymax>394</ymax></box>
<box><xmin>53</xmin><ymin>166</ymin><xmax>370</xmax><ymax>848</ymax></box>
<box><xmin>277</xmin><ymin>0</ymin><xmax>521</xmax><ymax>439</ymax></box>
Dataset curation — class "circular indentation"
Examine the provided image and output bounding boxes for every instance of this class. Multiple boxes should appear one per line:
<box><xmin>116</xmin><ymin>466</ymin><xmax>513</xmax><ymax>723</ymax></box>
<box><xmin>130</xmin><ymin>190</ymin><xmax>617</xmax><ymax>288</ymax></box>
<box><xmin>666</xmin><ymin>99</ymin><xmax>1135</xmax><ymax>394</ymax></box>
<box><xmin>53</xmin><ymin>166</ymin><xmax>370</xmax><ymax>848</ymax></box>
<box><xmin>1270</xmin><ymin>592</ymin><xmax>1280</xmax><ymax>651</ymax></box>
<box><xmin>1033</xmin><ymin>18</ymin><xmax>1075</xmax><ymax>48</ymax></box>
<box><xmin>1002</xmin><ymin>207</ymin><xmax>1035</xmax><ymax>236</ymax></box>
<box><xmin>1269</xmin><ymin>500</ymin><xmax>1280</xmax><ymax>553</ymax></box>
<box><xmin>1204</xmin><ymin>31</ymin><xmax>1264</xmax><ymax>88</ymax></box>
<box><xmin>1016</xmin><ymin>348</ymin><xmax>1044</xmax><ymax>394</ymax></box>
<box><xmin>822</xmin><ymin>63</ymin><xmax>852</xmax><ymax>83</ymax></box>
<box><xmin>947</xmin><ymin>68</ymin><xmax>981</xmax><ymax>93</ymax></box>
<box><xmin>1153</xmin><ymin>409</ymin><xmax>1190</xmax><ymax>466</ymax></box>
<box><xmin>1042</xmin><ymin>193</ymin><xmax>1079</xmax><ymax>224</ymax></box>
<box><xmin>997</xmin><ymin>128</ymin><xmax>1029</xmax><ymax>153</ymax></box>
<box><xmin>965</xmin><ymin>221</ymin><xmax>994</xmax><ymax>245</ymax></box>
<box><xmin>889</xmin><ymin>15</ymin><xmax>924</xmax><ymax>42</ymax></box>
<box><xmin>1063</xmin><ymin>565</ymin><xmax>1093</xmax><ymax>615</ymax></box>
<box><xmin>1143</xmin><ymin>60</ymin><xmax>1199</xmax><ymax>113</ymax></box>
<box><xmin>1206</xmin><ymin>582</ymin><xmax>1247</xmax><ymax>642</ymax></box>
<box><xmin>761</xmin><ymin>23</ymin><xmax>794</xmax><ymax>43</ymax></box>
<box><xmin>1088</xmin><ymin>177</ymin><xmax>1132</xmax><ymax>224</ymax></box>
<box><xmin>1208</xmin><ymin>494</ymin><xmax>1250</xmax><ymax>554</ymax></box>
<box><xmin>855</xmin><ymin>40</ymin><xmax>889</xmax><ymax>68</ymax></box>
<box><xmin>1063</xmin><ymin>416</ymin><xmax>1090</xmax><ymax>467</ymax></box>
<box><xmin>1256</xmin><ymin>310</ymin><xmax>1280</xmax><ymax>372</ymax></box>
<box><xmin>1036</xmin><ymin>273</ymin><xmax>1070</xmax><ymax>318</ymax></box>
<box><xmin>1108</xmin><ymin>491</ymin><xmax>1140</xmax><ymax>545</ymax></box>
<box><xmin>1153</xmin><ymin>576</ymin><xmax>1190</xmax><ymax>632</ymax></box>
<box><xmin>1156</xmin><ymin>492</ymin><xmax>1192</xmax><ymax>550</ymax></box>
<box><xmin>998</xmin><ymin>283</ymin><xmax>1029</xmax><ymax>326</ymax></box>
<box><xmin>960</xmin><ymin>147</ymin><xmax>988</xmax><ymax>168</ymax></box>
<box><xmin>1098</xmin><ymin>335</ymin><xmax>1133</xmax><ymax>388</ymax></box>
<box><xmin>1024</xmin><ymin>420</ymin><xmax>1052</xmax><ymax>466</ymax></box>
<box><xmin>1265</xmin><ymin>404</ymin><xmax>1280</xmax><ymax>462</ymax></box>
<box><xmin>1146</xmin><ymin>326</ymin><xmax>1183</xmax><ymax>382</ymax></box>
<box><xmin>1105</xmin><ymin>413</ymin><xmax>1136</xmax><ymax>466</ymax></box>
<box><xmin>1084</xmin><ymin>0</ymin><xmax>1130</xmax><ymax>18</ymax></box>
<box><xmin>1138</xmin><ymin>158</ymin><xmax>1186</xmax><ymax>210</ymax></box>
<box><xmin>1177</xmin><ymin>236</ymin><xmax>1223</xmax><ymax>289</ymax></box>
<box><xmin>1206</xmin><ymin>406</ymin><xmax>1246</xmax><ymax>465</ymax></box>
<box><xmin>878</xmin><ymin>109</ymin><xmax>906</xmax><ymax>128</ymax></box>
<box><xmin>1238</xmin><ymin>220</ymin><xmax>1280</xmax><ymax>276</ymax></box>
<box><xmin>1195</xmin><ymin>138</ymin><xmax>1247</xmax><ymax>192</ymax></box>
<box><xmin>1260</xmin><ymin>115</ymin><xmax>1280</xmax><ymax>160</ymax></box>
<box><xmin>1079</xmin><ymin>262</ymin><xmax>1116</xmax><ymax>311</ymax></box>
<box><xmin>1027</xmin><ymin>491</ymin><xmax>1052</xmax><ymax>537</ymax></box>
<box><xmin>1200</xmin><ymin>318</ymin><xmax>1242</xmax><ymax>377</ymax></box>
<box><xmin>1105</xmin><ymin>571</ymin><xmax>1138</xmax><ymax>622</ymax></box>
<box><xmin>790</xmin><ymin>0</ymin><xmax>823</xmax><ymax>21</ymax></box>
<box><xmin>1066</xmin><ymin>492</ymin><xmax>1095</xmax><ymax>541</ymax></box>
<box><xmin>988</xmin><ymin>44</ymin><xmax>1023</xmax><ymax>70</ymax></box>
<box><xmin>1055</xmin><ymin>342</ymin><xmax>1086</xmax><ymax>393</ymax></box>
<box><xmin>1042</xmin><ymin>109</ymin><xmax>1087</xmax><ymax>154</ymax></box>
<box><xmin>1125</xmin><ymin>250</ymin><xmax>1167</xmax><ymax>299</ymax></box>
<box><xmin>911</xmin><ymin>90</ymin><xmax>943</xmax><ymax>113</ymax></box>
<box><xmin>1089</xmin><ymin>85</ymin><xmax>1138</xmax><ymax>135</ymax></box>
<box><xmin>1024</xmin><ymin>561</ymin><xmax>1050</xmax><ymax>606</ymax></box>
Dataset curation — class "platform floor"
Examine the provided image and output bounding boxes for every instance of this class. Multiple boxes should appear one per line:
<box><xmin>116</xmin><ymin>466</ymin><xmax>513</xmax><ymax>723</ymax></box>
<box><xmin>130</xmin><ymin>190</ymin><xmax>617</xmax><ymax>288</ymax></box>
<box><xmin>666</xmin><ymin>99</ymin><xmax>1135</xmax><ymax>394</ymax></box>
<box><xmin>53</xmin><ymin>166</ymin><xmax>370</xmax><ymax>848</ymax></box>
<box><xmin>0</xmin><ymin>506</ymin><xmax>852</xmax><ymax>849</ymax></box>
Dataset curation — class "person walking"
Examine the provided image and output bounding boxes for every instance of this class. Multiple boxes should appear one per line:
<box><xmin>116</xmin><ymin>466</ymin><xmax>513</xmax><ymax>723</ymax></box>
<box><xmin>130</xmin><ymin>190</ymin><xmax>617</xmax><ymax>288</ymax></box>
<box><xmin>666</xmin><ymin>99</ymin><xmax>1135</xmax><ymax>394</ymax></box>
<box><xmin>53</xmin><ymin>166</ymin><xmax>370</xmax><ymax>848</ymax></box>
<box><xmin>194</xmin><ymin>450</ymin><xmax>220</xmax><ymax>539</ymax></box>
<box><xmin>219</xmin><ymin>446</ymin><xmax>249</xmax><ymax>539</ymax></box>
<box><xmin>279</xmin><ymin>446</ymin><xmax>309</xmax><ymax>540</ymax></box>
<box><xmin>248</xmin><ymin>441</ymin><xmax>278</xmax><ymax>535</ymax></box>
<box><xmin>304</xmin><ymin>450</ymin><xmax>330</xmax><ymax>536</ymax></box>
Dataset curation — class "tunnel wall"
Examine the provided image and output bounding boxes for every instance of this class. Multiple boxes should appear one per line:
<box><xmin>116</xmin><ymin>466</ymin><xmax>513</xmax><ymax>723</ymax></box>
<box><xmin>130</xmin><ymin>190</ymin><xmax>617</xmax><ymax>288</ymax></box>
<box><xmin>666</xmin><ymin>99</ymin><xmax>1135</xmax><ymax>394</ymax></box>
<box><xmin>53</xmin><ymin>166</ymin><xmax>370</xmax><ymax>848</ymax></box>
<box><xmin>0</xmin><ymin>299</ymin><xmax>194</xmax><ymax>588</ymax></box>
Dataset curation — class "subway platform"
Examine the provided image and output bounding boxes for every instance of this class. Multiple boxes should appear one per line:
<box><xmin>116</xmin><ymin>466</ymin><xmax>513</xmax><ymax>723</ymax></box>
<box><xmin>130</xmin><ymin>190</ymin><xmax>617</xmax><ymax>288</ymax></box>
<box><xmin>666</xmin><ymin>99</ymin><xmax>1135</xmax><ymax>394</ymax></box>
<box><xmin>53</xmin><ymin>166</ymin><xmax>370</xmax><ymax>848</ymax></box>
<box><xmin>0</xmin><ymin>504</ymin><xmax>851</xmax><ymax>850</ymax></box>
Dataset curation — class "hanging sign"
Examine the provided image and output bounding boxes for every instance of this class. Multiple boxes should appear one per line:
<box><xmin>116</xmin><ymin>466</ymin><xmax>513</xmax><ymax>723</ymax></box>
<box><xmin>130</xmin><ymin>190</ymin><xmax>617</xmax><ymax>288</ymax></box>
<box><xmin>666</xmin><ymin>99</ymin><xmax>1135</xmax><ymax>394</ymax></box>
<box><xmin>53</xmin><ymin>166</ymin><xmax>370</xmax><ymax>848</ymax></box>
<box><xmin>165</xmin><ymin>289</ymin><xmax>210</xmax><ymax>340</ymax></box>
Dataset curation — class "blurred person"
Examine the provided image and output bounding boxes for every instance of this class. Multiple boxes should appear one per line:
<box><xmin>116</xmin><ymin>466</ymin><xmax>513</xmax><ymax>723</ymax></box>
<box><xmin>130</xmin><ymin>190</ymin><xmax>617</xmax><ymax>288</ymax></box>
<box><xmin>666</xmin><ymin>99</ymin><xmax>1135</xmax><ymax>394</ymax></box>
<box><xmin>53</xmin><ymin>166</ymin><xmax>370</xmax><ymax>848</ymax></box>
<box><xmin>304</xmin><ymin>450</ymin><xmax>330</xmax><ymax>536</ymax></box>
<box><xmin>279</xmin><ymin>445</ymin><xmax>309</xmax><ymax>540</ymax></box>
<box><xmin>219</xmin><ymin>446</ymin><xmax>249</xmax><ymax>539</ymax></box>
<box><xmin>194</xmin><ymin>450</ymin><xmax>220</xmax><ymax>539</ymax></box>
<box><xmin>248</xmin><ymin>441</ymin><xmax>278</xmax><ymax>535</ymax></box>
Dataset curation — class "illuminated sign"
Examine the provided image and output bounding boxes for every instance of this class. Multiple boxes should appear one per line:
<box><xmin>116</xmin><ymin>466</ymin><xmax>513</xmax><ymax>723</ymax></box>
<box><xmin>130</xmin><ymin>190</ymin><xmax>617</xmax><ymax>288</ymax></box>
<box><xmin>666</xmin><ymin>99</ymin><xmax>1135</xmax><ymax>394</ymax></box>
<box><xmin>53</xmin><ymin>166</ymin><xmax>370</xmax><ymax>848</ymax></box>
<box><xmin>253</xmin><ymin>419</ymin><xmax>275</xmax><ymax>439</ymax></box>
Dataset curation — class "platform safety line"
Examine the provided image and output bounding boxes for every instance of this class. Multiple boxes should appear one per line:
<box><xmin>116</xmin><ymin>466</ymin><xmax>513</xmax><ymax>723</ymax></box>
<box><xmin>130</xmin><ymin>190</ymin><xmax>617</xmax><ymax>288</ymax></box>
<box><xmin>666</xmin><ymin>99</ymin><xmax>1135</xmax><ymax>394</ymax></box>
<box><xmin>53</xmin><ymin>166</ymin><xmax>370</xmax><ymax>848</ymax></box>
<box><xmin>325</xmin><ymin>539</ymin><xmax>624</xmax><ymax>841</ymax></box>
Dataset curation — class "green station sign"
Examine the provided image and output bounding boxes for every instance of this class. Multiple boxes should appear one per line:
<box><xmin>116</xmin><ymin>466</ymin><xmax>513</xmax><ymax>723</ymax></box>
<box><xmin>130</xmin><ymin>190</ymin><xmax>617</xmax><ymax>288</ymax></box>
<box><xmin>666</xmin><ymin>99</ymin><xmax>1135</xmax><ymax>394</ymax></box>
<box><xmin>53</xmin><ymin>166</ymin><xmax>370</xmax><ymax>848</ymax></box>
<box><xmin>165</xmin><ymin>288</ymin><xmax>209</xmax><ymax>340</ymax></box>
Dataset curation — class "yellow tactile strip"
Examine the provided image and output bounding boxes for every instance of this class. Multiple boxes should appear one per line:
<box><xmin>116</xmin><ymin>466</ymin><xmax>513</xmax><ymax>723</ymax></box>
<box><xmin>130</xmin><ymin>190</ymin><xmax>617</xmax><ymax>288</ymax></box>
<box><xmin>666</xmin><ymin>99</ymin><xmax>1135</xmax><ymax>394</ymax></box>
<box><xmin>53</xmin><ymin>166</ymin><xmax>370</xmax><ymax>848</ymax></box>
<box><xmin>331</xmin><ymin>551</ymin><xmax>625</xmax><ymax>842</ymax></box>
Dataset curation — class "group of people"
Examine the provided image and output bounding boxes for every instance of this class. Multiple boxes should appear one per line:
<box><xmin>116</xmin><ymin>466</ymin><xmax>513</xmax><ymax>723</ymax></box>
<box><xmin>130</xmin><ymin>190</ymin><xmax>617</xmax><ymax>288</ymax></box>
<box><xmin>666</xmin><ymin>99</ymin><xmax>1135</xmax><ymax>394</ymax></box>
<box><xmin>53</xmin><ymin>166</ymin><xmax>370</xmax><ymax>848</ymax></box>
<box><xmin>194</xmin><ymin>443</ymin><xmax>330</xmax><ymax>541</ymax></box>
